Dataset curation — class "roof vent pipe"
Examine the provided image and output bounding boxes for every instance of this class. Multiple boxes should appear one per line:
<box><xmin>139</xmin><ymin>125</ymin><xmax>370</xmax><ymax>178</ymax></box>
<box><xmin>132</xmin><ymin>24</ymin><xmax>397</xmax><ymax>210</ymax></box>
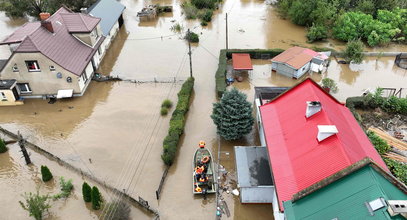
<box><xmin>317</xmin><ymin>125</ymin><xmax>338</xmax><ymax>142</ymax></box>
<box><xmin>80</xmin><ymin>8</ymin><xmax>88</xmax><ymax>14</ymax></box>
<box><xmin>306</xmin><ymin>101</ymin><xmax>321</xmax><ymax>118</ymax></box>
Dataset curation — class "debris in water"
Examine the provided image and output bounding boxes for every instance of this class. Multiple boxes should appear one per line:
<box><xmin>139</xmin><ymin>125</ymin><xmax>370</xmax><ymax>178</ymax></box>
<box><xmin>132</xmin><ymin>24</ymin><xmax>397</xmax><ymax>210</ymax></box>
<box><xmin>232</xmin><ymin>189</ymin><xmax>239</xmax><ymax>196</ymax></box>
<box><xmin>238</xmin><ymin>29</ymin><xmax>245</xmax><ymax>33</ymax></box>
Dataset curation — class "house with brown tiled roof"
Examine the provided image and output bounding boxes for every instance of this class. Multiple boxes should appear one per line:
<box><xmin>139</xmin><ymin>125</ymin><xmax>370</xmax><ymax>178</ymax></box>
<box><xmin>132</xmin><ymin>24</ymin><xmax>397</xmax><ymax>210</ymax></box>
<box><xmin>0</xmin><ymin>7</ymin><xmax>106</xmax><ymax>104</ymax></box>
<box><xmin>271</xmin><ymin>47</ymin><xmax>328</xmax><ymax>79</ymax></box>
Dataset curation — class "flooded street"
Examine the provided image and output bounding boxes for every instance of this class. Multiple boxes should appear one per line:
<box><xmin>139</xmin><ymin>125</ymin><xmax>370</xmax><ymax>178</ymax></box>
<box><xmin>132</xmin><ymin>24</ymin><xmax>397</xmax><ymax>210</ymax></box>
<box><xmin>0</xmin><ymin>0</ymin><xmax>407</xmax><ymax>219</ymax></box>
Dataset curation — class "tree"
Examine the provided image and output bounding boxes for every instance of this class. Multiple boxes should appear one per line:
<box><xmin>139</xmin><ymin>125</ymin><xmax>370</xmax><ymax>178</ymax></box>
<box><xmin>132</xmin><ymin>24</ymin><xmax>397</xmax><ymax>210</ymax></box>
<box><xmin>343</xmin><ymin>39</ymin><xmax>365</xmax><ymax>64</ymax></box>
<box><xmin>0</xmin><ymin>138</ymin><xmax>7</xmax><ymax>153</ymax></box>
<box><xmin>211</xmin><ymin>88</ymin><xmax>254</xmax><ymax>141</ymax></box>
<box><xmin>53</xmin><ymin>177</ymin><xmax>73</xmax><ymax>199</ymax></box>
<box><xmin>82</xmin><ymin>182</ymin><xmax>92</xmax><ymax>202</ymax></box>
<box><xmin>333</xmin><ymin>12</ymin><xmax>373</xmax><ymax>42</ymax></box>
<box><xmin>307</xmin><ymin>23</ymin><xmax>328</xmax><ymax>42</ymax></box>
<box><xmin>0</xmin><ymin>0</ymin><xmax>97</xmax><ymax>18</ymax></box>
<box><xmin>19</xmin><ymin>190</ymin><xmax>51</xmax><ymax>220</ymax></box>
<box><xmin>91</xmin><ymin>186</ymin><xmax>102</xmax><ymax>210</ymax></box>
<box><xmin>40</xmin><ymin>165</ymin><xmax>53</xmax><ymax>182</ymax></box>
<box><xmin>321</xmin><ymin>78</ymin><xmax>338</xmax><ymax>93</ymax></box>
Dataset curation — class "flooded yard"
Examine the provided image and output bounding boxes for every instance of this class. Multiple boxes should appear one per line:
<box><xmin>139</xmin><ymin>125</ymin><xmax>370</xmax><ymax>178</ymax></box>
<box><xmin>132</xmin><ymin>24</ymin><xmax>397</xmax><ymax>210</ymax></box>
<box><xmin>0</xmin><ymin>0</ymin><xmax>406</xmax><ymax>219</ymax></box>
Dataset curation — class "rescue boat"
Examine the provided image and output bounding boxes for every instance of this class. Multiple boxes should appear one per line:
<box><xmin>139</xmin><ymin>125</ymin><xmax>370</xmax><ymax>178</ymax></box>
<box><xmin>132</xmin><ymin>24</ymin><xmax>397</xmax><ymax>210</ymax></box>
<box><xmin>192</xmin><ymin>141</ymin><xmax>216</xmax><ymax>195</ymax></box>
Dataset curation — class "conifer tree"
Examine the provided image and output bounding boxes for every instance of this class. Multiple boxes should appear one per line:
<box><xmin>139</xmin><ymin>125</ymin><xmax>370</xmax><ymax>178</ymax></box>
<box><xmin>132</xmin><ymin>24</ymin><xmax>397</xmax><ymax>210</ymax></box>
<box><xmin>40</xmin><ymin>166</ymin><xmax>53</xmax><ymax>182</ymax></box>
<box><xmin>82</xmin><ymin>182</ymin><xmax>92</xmax><ymax>202</ymax></box>
<box><xmin>0</xmin><ymin>138</ymin><xmax>7</xmax><ymax>153</ymax></box>
<box><xmin>91</xmin><ymin>186</ymin><xmax>101</xmax><ymax>210</ymax></box>
<box><xmin>211</xmin><ymin>88</ymin><xmax>254</xmax><ymax>140</ymax></box>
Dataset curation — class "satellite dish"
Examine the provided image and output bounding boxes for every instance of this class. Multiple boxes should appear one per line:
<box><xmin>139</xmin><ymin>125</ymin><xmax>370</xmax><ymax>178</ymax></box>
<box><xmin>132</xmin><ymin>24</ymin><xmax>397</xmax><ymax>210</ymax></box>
<box><xmin>67</xmin><ymin>77</ymin><xmax>72</xmax><ymax>83</ymax></box>
<box><xmin>57</xmin><ymin>72</ymin><xmax>62</xmax><ymax>78</ymax></box>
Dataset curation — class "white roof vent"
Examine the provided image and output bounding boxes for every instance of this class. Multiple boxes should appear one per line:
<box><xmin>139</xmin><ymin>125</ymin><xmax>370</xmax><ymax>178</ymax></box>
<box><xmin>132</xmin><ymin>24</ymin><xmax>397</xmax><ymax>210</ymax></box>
<box><xmin>306</xmin><ymin>101</ymin><xmax>321</xmax><ymax>118</ymax></box>
<box><xmin>317</xmin><ymin>125</ymin><xmax>338</xmax><ymax>142</ymax></box>
<box><xmin>387</xmin><ymin>200</ymin><xmax>407</xmax><ymax>217</ymax></box>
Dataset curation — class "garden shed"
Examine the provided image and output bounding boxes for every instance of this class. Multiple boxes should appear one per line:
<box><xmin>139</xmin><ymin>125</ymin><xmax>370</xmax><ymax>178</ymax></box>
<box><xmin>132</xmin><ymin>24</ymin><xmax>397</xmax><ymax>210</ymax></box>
<box><xmin>234</xmin><ymin>146</ymin><xmax>274</xmax><ymax>204</ymax></box>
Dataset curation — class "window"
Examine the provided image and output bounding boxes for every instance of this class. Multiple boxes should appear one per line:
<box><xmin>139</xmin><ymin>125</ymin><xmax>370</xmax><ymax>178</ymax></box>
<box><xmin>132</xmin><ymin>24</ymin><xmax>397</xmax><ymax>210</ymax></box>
<box><xmin>81</xmin><ymin>72</ymin><xmax>88</xmax><ymax>83</ymax></box>
<box><xmin>25</xmin><ymin>61</ymin><xmax>40</xmax><ymax>72</ymax></box>
<box><xmin>1</xmin><ymin>92</ymin><xmax>7</xmax><ymax>101</ymax></box>
<box><xmin>12</xmin><ymin>64</ymin><xmax>19</xmax><ymax>72</ymax></box>
<box><xmin>49</xmin><ymin>66</ymin><xmax>56</xmax><ymax>71</ymax></box>
<box><xmin>17</xmin><ymin>83</ymin><xmax>32</xmax><ymax>94</ymax></box>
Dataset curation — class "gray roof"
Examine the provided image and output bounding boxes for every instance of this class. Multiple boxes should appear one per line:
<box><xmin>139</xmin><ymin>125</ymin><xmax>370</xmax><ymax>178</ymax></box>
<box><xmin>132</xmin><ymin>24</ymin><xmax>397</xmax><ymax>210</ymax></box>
<box><xmin>1</xmin><ymin>7</ymin><xmax>103</xmax><ymax>76</ymax></box>
<box><xmin>234</xmin><ymin>146</ymin><xmax>273</xmax><ymax>187</ymax></box>
<box><xmin>0</xmin><ymin>79</ymin><xmax>16</xmax><ymax>90</ymax></box>
<box><xmin>88</xmin><ymin>0</ymin><xmax>125</xmax><ymax>36</ymax></box>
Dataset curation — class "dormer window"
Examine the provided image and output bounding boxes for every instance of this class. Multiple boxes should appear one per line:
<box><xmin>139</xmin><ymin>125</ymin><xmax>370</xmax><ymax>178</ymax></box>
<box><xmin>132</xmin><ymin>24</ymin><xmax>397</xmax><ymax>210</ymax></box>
<box><xmin>49</xmin><ymin>65</ymin><xmax>56</xmax><ymax>71</ymax></box>
<box><xmin>12</xmin><ymin>64</ymin><xmax>19</xmax><ymax>72</ymax></box>
<box><xmin>25</xmin><ymin>60</ymin><xmax>40</xmax><ymax>72</ymax></box>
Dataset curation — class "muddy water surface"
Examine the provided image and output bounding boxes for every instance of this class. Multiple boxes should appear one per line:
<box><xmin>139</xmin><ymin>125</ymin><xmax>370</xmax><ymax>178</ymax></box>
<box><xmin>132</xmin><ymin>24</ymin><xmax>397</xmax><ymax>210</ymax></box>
<box><xmin>0</xmin><ymin>0</ymin><xmax>407</xmax><ymax>219</ymax></box>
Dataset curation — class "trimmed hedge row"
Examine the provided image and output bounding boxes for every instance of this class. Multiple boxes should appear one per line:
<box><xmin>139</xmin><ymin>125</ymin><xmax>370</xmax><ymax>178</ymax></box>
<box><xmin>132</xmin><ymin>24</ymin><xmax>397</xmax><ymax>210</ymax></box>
<box><xmin>215</xmin><ymin>49</ymin><xmax>284</xmax><ymax>98</ymax></box>
<box><xmin>346</xmin><ymin>92</ymin><xmax>407</xmax><ymax>116</ymax></box>
<box><xmin>161</xmin><ymin>77</ymin><xmax>195</xmax><ymax>166</ymax></box>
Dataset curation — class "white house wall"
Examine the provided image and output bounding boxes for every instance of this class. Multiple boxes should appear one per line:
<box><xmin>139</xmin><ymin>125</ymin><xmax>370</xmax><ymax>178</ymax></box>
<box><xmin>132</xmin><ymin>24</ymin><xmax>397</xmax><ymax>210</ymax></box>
<box><xmin>274</xmin><ymin>62</ymin><xmax>296</xmax><ymax>78</ymax></box>
<box><xmin>0</xmin><ymin>52</ymin><xmax>80</xmax><ymax>97</ymax></box>
<box><xmin>293</xmin><ymin>62</ymin><xmax>311</xmax><ymax>78</ymax></box>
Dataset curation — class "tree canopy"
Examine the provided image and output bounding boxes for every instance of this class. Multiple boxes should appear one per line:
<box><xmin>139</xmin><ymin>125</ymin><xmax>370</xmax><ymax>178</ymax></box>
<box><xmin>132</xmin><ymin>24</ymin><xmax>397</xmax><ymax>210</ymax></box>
<box><xmin>0</xmin><ymin>0</ymin><xmax>97</xmax><ymax>18</ymax></box>
<box><xmin>211</xmin><ymin>88</ymin><xmax>254</xmax><ymax>141</ymax></box>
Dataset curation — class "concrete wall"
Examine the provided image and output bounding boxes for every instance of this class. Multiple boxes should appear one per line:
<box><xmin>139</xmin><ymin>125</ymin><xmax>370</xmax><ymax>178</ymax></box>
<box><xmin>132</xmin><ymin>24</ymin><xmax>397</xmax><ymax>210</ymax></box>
<box><xmin>240</xmin><ymin>186</ymin><xmax>274</xmax><ymax>203</ymax></box>
<box><xmin>0</xmin><ymin>52</ymin><xmax>81</xmax><ymax>97</ymax></box>
<box><xmin>78</xmin><ymin>62</ymin><xmax>93</xmax><ymax>93</ymax></box>
<box><xmin>255</xmin><ymin>98</ymin><xmax>266</xmax><ymax>146</ymax></box>
<box><xmin>0</xmin><ymin>89</ymin><xmax>16</xmax><ymax>104</ymax></box>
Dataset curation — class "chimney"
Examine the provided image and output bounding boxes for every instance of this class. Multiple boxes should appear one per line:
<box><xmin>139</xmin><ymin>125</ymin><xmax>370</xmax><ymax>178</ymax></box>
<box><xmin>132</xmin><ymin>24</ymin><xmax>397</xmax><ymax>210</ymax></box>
<box><xmin>317</xmin><ymin>125</ymin><xmax>338</xmax><ymax>142</ymax></box>
<box><xmin>306</xmin><ymin>101</ymin><xmax>321</xmax><ymax>118</ymax></box>
<box><xmin>80</xmin><ymin>8</ymin><xmax>88</xmax><ymax>14</ymax></box>
<box><xmin>40</xmin><ymin>12</ymin><xmax>54</xmax><ymax>33</ymax></box>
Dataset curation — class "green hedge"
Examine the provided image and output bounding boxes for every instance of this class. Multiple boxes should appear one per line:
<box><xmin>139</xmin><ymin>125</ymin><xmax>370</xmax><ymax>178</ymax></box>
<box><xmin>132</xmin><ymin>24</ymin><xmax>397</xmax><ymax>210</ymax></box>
<box><xmin>346</xmin><ymin>94</ymin><xmax>407</xmax><ymax>116</ymax></box>
<box><xmin>215</xmin><ymin>49</ymin><xmax>284</xmax><ymax>98</ymax></box>
<box><xmin>161</xmin><ymin>77</ymin><xmax>195</xmax><ymax>166</ymax></box>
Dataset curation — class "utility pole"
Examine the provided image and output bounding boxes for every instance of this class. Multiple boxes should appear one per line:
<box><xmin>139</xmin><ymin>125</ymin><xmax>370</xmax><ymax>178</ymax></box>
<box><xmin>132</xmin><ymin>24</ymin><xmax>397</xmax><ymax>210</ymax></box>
<box><xmin>226</xmin><ymin>13</ymin><xmax>228</xmax><ymax>50</ymax></box>
<box><xmin>18</xmin><ymin>131</ymin><xmax>31</xmax><ymax>165</ymax></box>
<box><xmin>187</xmin><ymin>29</ymin><xmax>193</xmax><ymax>78</ymax></box>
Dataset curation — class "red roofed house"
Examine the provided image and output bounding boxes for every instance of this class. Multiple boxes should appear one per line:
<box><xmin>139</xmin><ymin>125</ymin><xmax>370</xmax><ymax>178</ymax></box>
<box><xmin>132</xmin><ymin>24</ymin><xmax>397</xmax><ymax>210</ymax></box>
<box><xmin>258</xmin><ymin>79</ymin><xmax>388</xmax><ymax>219</ymax></box>
<box><xmin>0</xmin><ymin>7</ymin><xmax>106</xmax><ymax>103</ymax></box>
<box><xmin>271</xmin><ymin>47</ymin><xmax>328</xmax><ymax>79</ymax></box>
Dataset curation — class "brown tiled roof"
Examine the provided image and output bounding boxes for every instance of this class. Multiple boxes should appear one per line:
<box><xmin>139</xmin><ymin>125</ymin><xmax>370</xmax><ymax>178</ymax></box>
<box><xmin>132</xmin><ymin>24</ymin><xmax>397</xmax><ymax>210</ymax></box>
<box><xmin>60</xmin><ymin>13</ymin><xmax>100</xmax><ymax>33</ymax></box>
<box><xmin>0</xmin><ymin>22</ymin><xmax>41</xmax><ymax>45</ymax></box>
<box><xmin>271</xmin><ymin>46</ymin><xmax>315</xmax><ymax>70</ymax></box>
<box><xmin>0</xmin><ymin>7</ymin><xmax>103</xmax><ymax>76</ymax></box>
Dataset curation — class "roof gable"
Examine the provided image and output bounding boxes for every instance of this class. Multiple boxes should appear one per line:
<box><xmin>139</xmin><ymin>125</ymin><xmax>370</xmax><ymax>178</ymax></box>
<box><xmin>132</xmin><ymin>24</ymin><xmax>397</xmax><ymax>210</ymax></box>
<box><xmin>259</xmin><ymin>79</ymin><xmax>389</xmax><ymax>211</ymax></box>
<box><xmin>88</xmin><ymin>0</ymin><xmax>125</xmax><ymax>36</ymax></box>
<box><xmin>60</xmin><ymin>13</ymin><xmax>100</xmax><ymax>33</ymax></box>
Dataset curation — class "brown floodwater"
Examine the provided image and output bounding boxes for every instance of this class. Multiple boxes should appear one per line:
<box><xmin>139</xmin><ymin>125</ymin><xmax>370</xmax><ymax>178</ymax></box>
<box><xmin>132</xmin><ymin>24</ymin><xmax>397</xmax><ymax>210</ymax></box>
<box><xmin>0</xmin><ymin>0</ymin><xmax>407</xmax><ymax>219</ymax></box>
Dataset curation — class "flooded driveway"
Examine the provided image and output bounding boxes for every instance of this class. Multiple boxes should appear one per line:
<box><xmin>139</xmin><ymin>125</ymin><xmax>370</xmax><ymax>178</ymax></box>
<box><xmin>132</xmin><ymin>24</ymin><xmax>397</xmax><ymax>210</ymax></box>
<box><xmin>0</xmin><ymin>0</ymin><xmax>406</xmax><ymax>219</ymax></box>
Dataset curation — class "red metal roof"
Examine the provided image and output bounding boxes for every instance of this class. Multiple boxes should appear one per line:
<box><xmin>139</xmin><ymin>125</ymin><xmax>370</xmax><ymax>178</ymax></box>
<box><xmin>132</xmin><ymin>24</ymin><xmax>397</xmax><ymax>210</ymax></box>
<box><xmin>1</xmin><ymin>7</ymin><xmax>102</xmax><ymax>76</ymax></box>
<box><xmin>259</xmin><ymin>79</ymin><xmax>388</xmax><ymax>211</ymax></box>
<box><xmin>232</xmin><ymin>53</ymin><xmax>253</xmax><ymax>70</ymax></box>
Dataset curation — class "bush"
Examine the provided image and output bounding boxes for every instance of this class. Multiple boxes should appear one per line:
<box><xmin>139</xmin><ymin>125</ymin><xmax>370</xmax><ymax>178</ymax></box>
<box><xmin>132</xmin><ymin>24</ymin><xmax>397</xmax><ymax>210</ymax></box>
<box><xmin>366</xmin><ymin>131</ymin><xmax>391</xmax><ymax>155</ymax></box>
<box><xmin>162</xmin><ymin>99</ymin><xmax>173</xmax><ymax>108</ymax></box>
<box><xmin>82</xmin><ymin>182</ymin><xmax>92</xmax><ymax>202</ymax></box>
<box><xmin>104</xmin><ymin>201</ymin><xmax>131</xmax><ymax>220</ymax></box>
<box><xmin>181</xmin><ymin>2</ymin><xmax>198</xmax><ymax>19</ymax></box>
<box><xmin>343</xmin><ymin>39</ymin><xmax>365</xmax><ymax>64</ymax></box>
<box><xmin>384</xmin><ymin>158</ymin><xmax>407</xmax><ymax>185</ymax></box>
<box><xmin>53</xmin><ymin>177</ymin><xmax>73</xmax><ymax>199</ymax></box>
<box><xmin>211</xmin><ymin>88</ymin><xmax>254</xmax><ymax>140</ymax></box>
<box><xmin>198</xmin><ymin>9</ymin><xmax>213</xmax><ymax>22</ymax></box>
<box><xmin>0</xmin><ymin>138</ymin><xmax>7</xmax><ymax>153</ymax></box>
<box><xmin>191</xmin><ymin>0</ymin><xmax>217</xmax><ymax>9</ymax></box>
<box><xmin>170</xmin><ymin>23</ymin><xmax>183</xmax><ymax>33</ymax></box>
<box><xmin>201</xmin><ymin>21</ymin><xmax>208</xmax><ymax>26</ymax></box>
<box><xmin>307</xmin><ymin>23</ymin><xmax>328</xmax><ymax>42</ymax></box>
<box><xmin>161</xmin><ymin>77</ymin><xmax>195</xmax><ymax>166</ymax></box>
<box><xmin>321</xmin><ymin>78</ymin><xmax>338</xmax><ymax>93</ymax></box>
<box><xmin>160</xmin><ymin>107</ymin><xmax>169</xmax><ymax>116</ymax></box>
<box><xmin>185</xmin><ymin>31</ymin><xmax>199</xmax><ymax>43</ymax></box>
<box><xmin>91</xmin><ymin>186</ymin><xmax>102</xmax><ymax>210</ymax></box>
<box><xmin>19</xmin><ymin>190</ymin><xmax>51</xmax><ymax>220</ymax></box>
<box><xmin>40</xmin><ymin>165</ymin><xmax>53</xmax><ymax>182</ymax></box>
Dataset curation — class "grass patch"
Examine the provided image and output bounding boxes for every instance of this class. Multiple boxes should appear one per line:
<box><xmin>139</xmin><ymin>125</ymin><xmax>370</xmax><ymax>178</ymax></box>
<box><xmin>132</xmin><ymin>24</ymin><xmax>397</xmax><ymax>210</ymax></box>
<box><xmin>161</xmin><ymin>77</ymin><xmax>195</xmax><ymax>166</ymax></box>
